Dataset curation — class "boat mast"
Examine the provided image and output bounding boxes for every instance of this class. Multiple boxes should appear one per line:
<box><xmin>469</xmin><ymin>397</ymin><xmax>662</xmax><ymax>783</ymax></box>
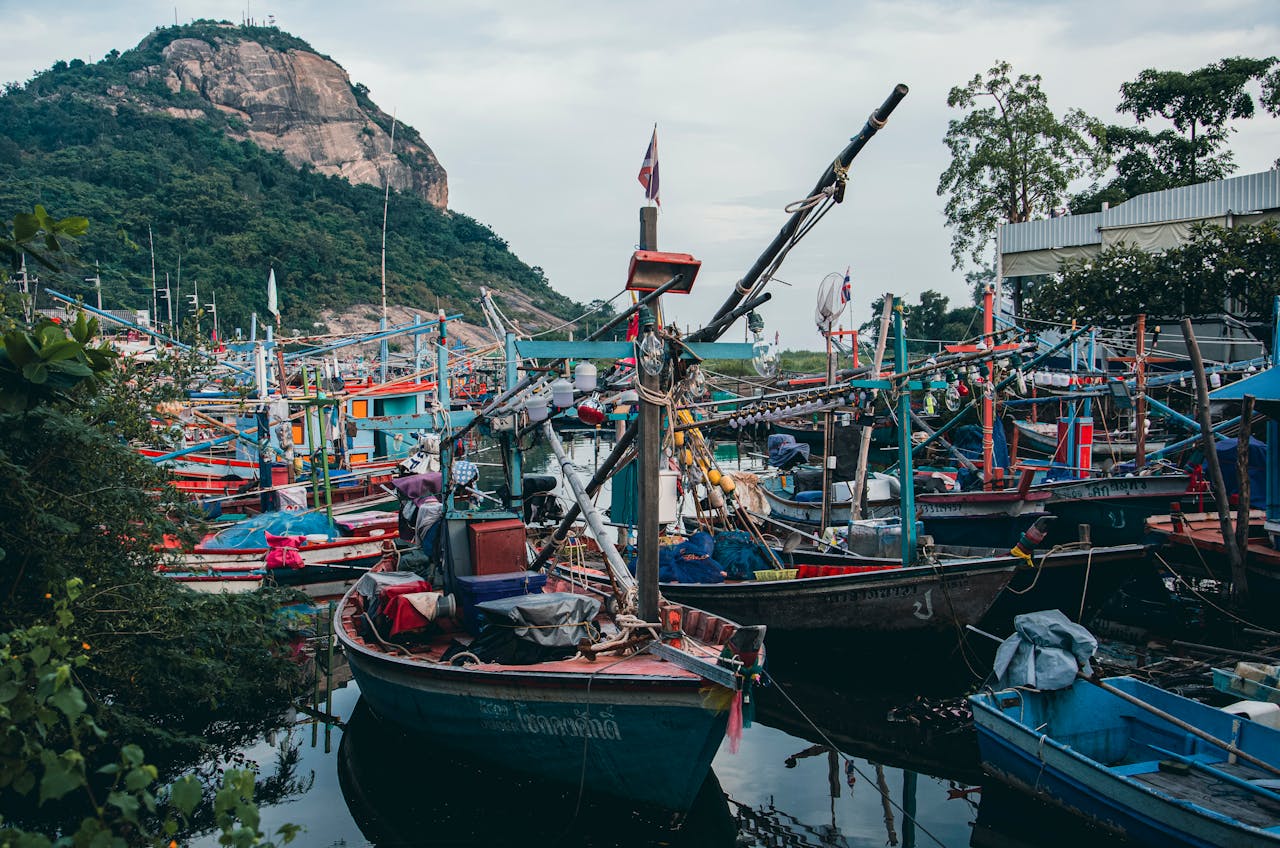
<box><xmin>893</xmin><ymin>297</ymin><xmax>917</xmax><ymax>565</ymax></box>
<box><xmin>636</xmin><ymin>205</ymin><xmax>661</xmax><ymax>622</ymax></box>
<box><xmin>982</xmin><ymin>285</ymin><xmax>994</xmax><ymax>488</ymax></box>
<box><xmin>704</xmin><ymin>84</ymin><xmax>908</xmax><ymax>334</ymax></box>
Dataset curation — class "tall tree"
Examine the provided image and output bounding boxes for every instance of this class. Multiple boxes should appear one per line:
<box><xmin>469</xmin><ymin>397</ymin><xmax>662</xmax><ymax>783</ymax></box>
<box><xmin>938</xmin><ymin>61</ymin><xmax>1107</xmax><ymax>280</ymax></box>
<box><xmin>1117</xmin><ymin>56</ymin><xmax>1276</xmax><ymax>182</ymax></box>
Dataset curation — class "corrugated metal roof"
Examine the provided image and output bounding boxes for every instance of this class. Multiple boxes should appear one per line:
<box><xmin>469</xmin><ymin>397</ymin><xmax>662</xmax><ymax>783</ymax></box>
<box><xmin>999</xmin><ymin>170</ymin><xmax>1280</xmax><ymax>254</ymax></box>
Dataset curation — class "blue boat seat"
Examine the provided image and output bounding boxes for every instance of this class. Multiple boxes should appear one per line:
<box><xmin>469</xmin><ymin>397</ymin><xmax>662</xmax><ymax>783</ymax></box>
<box><xmin>1110</xmin><ymin>751</ymin><xmax>1221</xmax><ymax>776</ymax></box>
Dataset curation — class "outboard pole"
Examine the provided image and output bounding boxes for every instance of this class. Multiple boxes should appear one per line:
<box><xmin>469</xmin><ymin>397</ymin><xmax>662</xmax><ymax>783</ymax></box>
<box><xmin>704</xmin><ymin>84</ymin><xmax>909</xmax><ymax>335</ymax></box>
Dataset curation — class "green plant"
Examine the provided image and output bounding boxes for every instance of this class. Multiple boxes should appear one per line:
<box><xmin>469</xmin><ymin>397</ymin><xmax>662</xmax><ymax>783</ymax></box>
<box><xmin>0</xmin><ymin>580</ymin><xmax>299</xmax><ymax>847</ymax></box>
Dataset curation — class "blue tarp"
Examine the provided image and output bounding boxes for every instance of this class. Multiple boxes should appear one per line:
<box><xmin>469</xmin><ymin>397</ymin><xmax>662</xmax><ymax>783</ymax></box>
<box><xmin>1214</xmin><ymin>436</ymin><xmax>1266</xmax><ymax>509</ymax></box>
<box><xmin>203</xmin><ymin>511</ymin><xmax>340</xmax><ymax>549</ymax></box>
<box><xmin>994</xmin><ymin>610</ymin><xmax>1098</xmax><ymax>691</ymax></box>
<box><xmin>767</xmin><ymin>434</ymin><xmax>810</xmax><ymax>469</ymax></box>
<box><xmin>954</xmin><ymin>422</ymin><xmax>1010</xmax><ymax>490</ymax></box>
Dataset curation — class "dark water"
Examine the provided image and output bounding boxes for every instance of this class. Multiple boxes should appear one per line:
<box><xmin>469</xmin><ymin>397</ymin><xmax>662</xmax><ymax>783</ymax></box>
<box><xmin>189</xmin><ymin>659</ymin><xmax>1131</xmax><ymax>848</ymax></box>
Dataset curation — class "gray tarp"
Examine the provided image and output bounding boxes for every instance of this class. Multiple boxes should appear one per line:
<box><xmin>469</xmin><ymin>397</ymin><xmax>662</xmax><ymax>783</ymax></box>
<box><xmin>354</xmin><ymin>570</ymin><xmax>425</xmax><ymax>606</ymax></box>
<box><xmin>994</xmin><ymin>610</ymin><xmax>1097</xmax><ymax>691</ymax></box>
<box><xmin>475</xmin><ymin>592</ymin><xmax>601</xmax><ymax>647</ymax></box>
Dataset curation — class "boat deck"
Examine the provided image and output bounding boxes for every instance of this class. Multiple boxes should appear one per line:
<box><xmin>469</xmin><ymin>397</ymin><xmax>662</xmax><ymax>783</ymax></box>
<box><xmin>1122</xmin><ymin>755</ymin><xmax>1280</xmax><ymax>829</ymax></box>
<box><xmin>340</xmin><ymin>575</ymin><xmax>738</xmax><ymax>682</ymax></box>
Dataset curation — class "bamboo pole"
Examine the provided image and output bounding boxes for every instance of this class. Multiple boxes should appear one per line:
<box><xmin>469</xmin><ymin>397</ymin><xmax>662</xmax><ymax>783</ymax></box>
<box><xmin>1181</xmin><ymin>318</ymin><xmax>1246</xmax><ymax>591</ymax></box>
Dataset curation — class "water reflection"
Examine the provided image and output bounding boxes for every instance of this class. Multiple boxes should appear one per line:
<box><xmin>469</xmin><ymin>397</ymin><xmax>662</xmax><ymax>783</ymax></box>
<box><xmin>336</xmin><ymin>699</ymin><xmax>737</xmax><ymax>847</ymax></box>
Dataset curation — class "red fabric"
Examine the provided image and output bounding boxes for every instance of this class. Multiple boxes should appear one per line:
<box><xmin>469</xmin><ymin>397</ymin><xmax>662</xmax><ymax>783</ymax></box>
<box><xmin>378</xmin><ymin>581</ymin><xmax>434</xmax><ymax>635</ymax></box>
<box><xmin>727</xmin><ymin>691</ymin><xmax>743</xmax><ymax>754</ymax></box>
<box><xmin>265</xmin><ymin>534</ymin><xmax>306</xmax><ymax>570</ymax></box>
<box><xmin>795</xmin><ymin>564</ymin><xmax>900</xmax><ymax>579</ymax></box>
<box><xmin>379</xmin><ymin>580</ymin><xmax>431</xmax><ymax>601</ymax></box>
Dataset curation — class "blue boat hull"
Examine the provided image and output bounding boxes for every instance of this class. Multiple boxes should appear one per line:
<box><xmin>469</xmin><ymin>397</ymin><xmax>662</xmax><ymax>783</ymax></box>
<box><xmin>972</xmin><ymin>680</ymin><xmax>1280</xmax><ymax>847</ymax></box>
<box><xmin>343</xmin><ymin>645</ymin><xmax>729</xmax><ymax>815</ymax></box>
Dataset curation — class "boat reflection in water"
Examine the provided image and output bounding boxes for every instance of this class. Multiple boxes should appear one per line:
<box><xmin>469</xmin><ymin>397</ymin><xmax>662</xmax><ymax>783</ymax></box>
<box><xmin>744</xmin><ymin>666</ymin><xmax>1134</xmax><ymax>848</ymax></box>
<box><xmin>336</xmin><ymin>699</ymin><xmax>737</xmax><ymax>847</ymax></box>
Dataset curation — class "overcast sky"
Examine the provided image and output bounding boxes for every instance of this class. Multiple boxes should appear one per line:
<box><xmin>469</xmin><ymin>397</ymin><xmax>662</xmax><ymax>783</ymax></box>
<box><xmin>1</xmin><ymin>1</ymin><xmax>1277</xmax><ymax>347</ymax></box>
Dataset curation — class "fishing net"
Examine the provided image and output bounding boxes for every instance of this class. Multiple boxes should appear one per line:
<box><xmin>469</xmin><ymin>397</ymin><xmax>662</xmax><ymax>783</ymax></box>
<box><xmin>713</xmin><ymin>530</ymin><xmax>772</xmax><ymax>580</ymax></box>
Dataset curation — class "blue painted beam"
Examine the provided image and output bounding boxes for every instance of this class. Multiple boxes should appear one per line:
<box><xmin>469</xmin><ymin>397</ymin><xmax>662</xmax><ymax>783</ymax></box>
<box><xmin>352</xmin><ymin>411</ymin><xmax>477</xmax><ymax>431</ymax></box>
<box><xmin>514</xmin><ymin>340</ymin><xmax>758</xmax><ymax>360</ymax></box>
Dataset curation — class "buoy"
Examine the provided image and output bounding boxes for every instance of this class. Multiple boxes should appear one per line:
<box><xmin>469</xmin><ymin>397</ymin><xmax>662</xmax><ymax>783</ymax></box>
<box><xmin>708</xmin><ymin>469</ymin><xmax>722</xmax><ymax>486</ymax></box>
<box><xmin>719</xmin><ymin>476</ymin><xmax>736</xmax><ymax>494</ymax></box>
<box><xmin>674</xmin><ymin>431</ymin><xmax>685</xmax><ymax>447</ymax></box>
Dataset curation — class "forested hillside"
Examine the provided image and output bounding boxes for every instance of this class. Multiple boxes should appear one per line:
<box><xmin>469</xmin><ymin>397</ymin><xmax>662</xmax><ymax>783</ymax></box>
<box><xmin>0</xmin><ymin>22</ymin><xmax>579</xmax><ymax>335</ymax></box>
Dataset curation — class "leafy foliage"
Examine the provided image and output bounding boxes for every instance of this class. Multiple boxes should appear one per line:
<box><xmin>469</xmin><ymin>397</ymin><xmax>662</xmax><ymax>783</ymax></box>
<box><xmin>1073</xmin><ymin>57</ymin><xmax>1277</xmax><ymax>212</ymax></box>
<box><xmin>0</xmin><ymin>23</ymin><xmax>580</xmax><ymax>336</ymax></box>
<box><xmin>1026</xmin><ymin>221</ymin><xmax>1280</xmax><ymax>323</ymax></box>
<box><xmin>0</xmin><ymin>312</ymin><xmax>117</xmax><ymax>411</ymax></box>
<box><xmin>937</xmin><ymin>60</ymin><xmax>1107</xmax><ymax>270</ymax></box>
<box><xmin>0</xmin><ymin>580</ymin><xmax>299</xmax><ymax>847</ymax></box>
<box><xmin>863</xmin><ymin>291</ymin><xmax>979</xmax><ymax>354</ymax></box>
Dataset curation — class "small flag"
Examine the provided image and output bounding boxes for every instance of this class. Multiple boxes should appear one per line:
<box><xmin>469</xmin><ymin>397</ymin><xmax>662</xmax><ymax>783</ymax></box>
<box><xmin>840</xmin><ymin>268</ymin><xmax>852</xmax><ymax>304</ymax></box>
<box><xmin>638</xmin><ymin>126</ymin><xmax>659</xmax><ymax>206</ymax></box>
<box><xmin>266</xmin><ymin>268</ymin><xmax>279</xmax><ymax>322</ymax></box>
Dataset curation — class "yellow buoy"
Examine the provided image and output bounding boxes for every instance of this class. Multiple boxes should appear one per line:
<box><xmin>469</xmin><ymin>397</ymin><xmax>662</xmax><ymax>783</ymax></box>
<box><xmin>708</xmin><ymin>469</ymin><xmax>722</xmax><ymax>486</ymax></box>
<box><xmin>674</xmin><ymin>431</ymin><xmax>685</xmax><ymax>447</ymax></box>
<box><xmin>683</xmin><ymin>449</ymin><xmax>693</xmax><ymax>465</ymax></box>
<box><xmin>719</xmin><ymin>476</ymin><xmax>735</xmax><ymax>494</ymax></box>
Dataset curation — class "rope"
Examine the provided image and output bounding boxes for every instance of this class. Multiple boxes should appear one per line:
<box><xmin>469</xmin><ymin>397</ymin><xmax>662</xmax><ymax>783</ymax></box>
<box><xmin>1077</xmin><ymin>546</ymin><xmax>1094</xmax><ymax>623</ymax></box>
<box><xmin>764</xmin><ymin>671</ymin><xmax>949</xmax><ymax>848</ymax></box>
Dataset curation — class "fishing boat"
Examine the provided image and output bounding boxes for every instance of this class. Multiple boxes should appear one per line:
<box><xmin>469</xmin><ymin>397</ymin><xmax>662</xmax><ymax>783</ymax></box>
<box><xmin>761</xmin><ymin>470</ymin><xmax>1051</xmax><ymax>548</ymax></box>
<box><xmin>1036</xmin><ymin>470</ymin><xmax>1194</xmax><ymax>545</ymax></box>
<box><xmin>1015</xmin><ymin>420</ymin><xmax>1170</xmax><ymax>465</ymax></box>
<box><xmin>971</xmin><ymin>676</ymin><xmax>1280</xmax><ymax>846</ymax></box>
<box><xmin>337</xmin><ymin>566</ymin><xmax>760</xmax><ymax>815</ymax></box>
<box><xmin>1145</xmin><ymin>509</ymin><xmax>1280</xmax><ymax>620</ymax></box>
<box><xmin>333</xmin><ymin>84</ymin><xmax>929</xmax><ymax>816</ymax></box>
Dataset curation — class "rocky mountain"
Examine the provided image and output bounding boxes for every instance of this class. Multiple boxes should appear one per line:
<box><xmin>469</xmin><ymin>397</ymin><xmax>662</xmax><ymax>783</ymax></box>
<box><xmin>128</xmin><ymin>27</ymin><xmax>448</xmax><ymax>208</ymax></box>
<box><xmin>0</xmin><ymin>22</ymin><xmax>578</xmax><ymax>336</ymax></box>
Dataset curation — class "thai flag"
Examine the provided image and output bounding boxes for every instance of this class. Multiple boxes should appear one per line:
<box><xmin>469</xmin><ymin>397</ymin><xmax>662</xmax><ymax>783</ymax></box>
<box><xmin>840</xmin><ymin>268</ymin><xmax>852</xmax><ymax>304</ymax></box>
<box><xmin>637</xmin><ymin>127</ymin><xmax>659</xmax><ymax>206</ymax></box>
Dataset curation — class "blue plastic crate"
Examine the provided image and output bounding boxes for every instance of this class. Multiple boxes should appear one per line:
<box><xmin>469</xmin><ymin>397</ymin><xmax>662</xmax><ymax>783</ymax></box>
<box><xmin>455</xmin><ymin>571</ymin><xmax>546</xmax><ymax>634</ymax></box>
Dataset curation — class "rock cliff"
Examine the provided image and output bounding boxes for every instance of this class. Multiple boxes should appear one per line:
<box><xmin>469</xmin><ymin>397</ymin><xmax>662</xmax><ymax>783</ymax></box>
<box><xmin>129</xmin><ymin>30</ymin><xmax>447</xmax><ymax>208</ymax></box>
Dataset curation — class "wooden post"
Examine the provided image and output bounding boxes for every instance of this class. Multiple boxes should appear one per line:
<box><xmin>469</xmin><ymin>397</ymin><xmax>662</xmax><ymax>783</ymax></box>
<box><xmin>1135</xmin><ymin>313</ymin><xmax>1147</xmax><ymax>468</ymax></box>
<box><xmin>851</xmin><ymin>296</ymin><xmax>893</xmax><ymax>521</ymax></box>
<box><xmin>1181</xmin><ymin>319</ymin><xmax>1245</xmax><ymax>587</ymax></box>
<box><xmin>636</xmin><ymin>209</ymin><xmax>660</xmax><ymax>623</ymax></box>
<box><xmin>1235</xmin><ymin>394</ymin><xmax>1254</xmax><ymax>601</ymax></box>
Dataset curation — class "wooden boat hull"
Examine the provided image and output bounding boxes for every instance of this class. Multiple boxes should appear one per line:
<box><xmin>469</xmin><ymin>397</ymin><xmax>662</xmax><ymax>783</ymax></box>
<box><xmin>1146</xmin><ymin>511</ymin><xmax>1280</xmax><ymax>623</ymax></box>
<box><xmin>179</xmin><ymin>536</ymin><xmax>389</xmax><ymax>570</ymax></box>
<box><xmin>337</xmin><ymin>595</ymin><xmax>734</xmax><ymax>814</ymax></box>
<box><xmin>761</xmin><ymin>484</ymin><xmax>1047</xmax><ymax>548</ymax></box>
<box><xmin>1037</xmin><ymin>474</ymin><xmax>1194</xmax><ymax>546</ymax></box>
<box><xmin>649</xmin><ymin>559</ymin><xmax>1015</xmax><ymax>635</ymax></box>
<box><xmin>972</xmin><ymin>678</ymin><xmax>1280</xmax><ymax>847</ymax></box>
<box><xmin>162</xmin><ymin>571</ymin><xmax>266</xmax><ymax>593</ymax></box>
<box><xmin>1014</xmin><ymin>420</ymin><xmax>1168</xmax><ymax>464</ymax></box>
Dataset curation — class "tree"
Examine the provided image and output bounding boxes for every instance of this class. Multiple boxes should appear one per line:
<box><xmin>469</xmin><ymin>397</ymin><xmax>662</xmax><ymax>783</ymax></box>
<box><xmin>938</xmin><ymin>61</ymin><xmax>1107</xmax><ymax>282</ymax></box>
<box><xmin>1026</xmin><ymin>221</ymin><xmax>1280</xmax><ymax>323</ymax></box>
<box><xmin>1074</xmin><ymin>57</ymin><xmax>1278</xmax><ymax>212</ymax></box>
<box><xmin>1117</xmin><ymin>56</ymin><xmax>1276</xmax><ymax>182</ymax></box>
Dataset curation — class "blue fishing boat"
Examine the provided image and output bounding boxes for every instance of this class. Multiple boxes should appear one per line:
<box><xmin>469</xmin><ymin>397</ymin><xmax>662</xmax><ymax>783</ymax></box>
<box><xmin>971</xmin><ymin>676</ymin><xmax>1280</xmax><ymax>846</ymax></box>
